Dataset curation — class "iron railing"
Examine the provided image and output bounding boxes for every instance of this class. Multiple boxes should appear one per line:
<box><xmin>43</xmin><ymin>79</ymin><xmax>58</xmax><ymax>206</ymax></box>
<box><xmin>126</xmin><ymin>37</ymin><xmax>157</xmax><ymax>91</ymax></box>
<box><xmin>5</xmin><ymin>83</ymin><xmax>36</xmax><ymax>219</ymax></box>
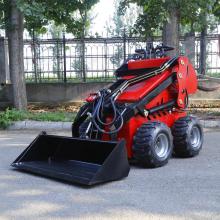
<box><xmin>23</xmin><ymin>33</ymin><xmax>220</xmax><ymax>83</ymax></box>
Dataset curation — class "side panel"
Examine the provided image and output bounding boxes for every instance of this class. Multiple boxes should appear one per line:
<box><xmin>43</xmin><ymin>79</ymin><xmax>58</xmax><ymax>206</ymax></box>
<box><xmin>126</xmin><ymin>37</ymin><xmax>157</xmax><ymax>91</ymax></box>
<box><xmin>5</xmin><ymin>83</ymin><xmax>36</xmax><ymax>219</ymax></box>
<box><xmin>174</xmin><ymin>57</ymin><xmax>198</xmax><ymax>108</ymax></box>
<box><xmin>117</xmin><ymin>70</ymin><xmax>173</xmax><ymax>102</ymax></box>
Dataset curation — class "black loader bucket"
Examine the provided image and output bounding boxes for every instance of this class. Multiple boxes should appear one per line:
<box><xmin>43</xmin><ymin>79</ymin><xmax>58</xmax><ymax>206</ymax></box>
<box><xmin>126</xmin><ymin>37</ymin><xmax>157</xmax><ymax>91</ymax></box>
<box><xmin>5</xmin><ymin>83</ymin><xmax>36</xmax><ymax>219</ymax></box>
<box><xmin>11</xmin><ymin>133</ymin><xmax>130</xmax><ymax>186</ymax></box>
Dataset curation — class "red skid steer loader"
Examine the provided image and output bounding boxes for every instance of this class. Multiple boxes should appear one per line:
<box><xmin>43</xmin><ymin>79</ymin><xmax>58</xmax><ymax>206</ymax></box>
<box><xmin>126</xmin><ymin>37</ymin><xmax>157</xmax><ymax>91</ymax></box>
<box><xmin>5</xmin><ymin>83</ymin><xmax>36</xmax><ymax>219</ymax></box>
<box><xmin>12</xmin><ymin>44</ymin><xmax>203</xmax><ymax>186</ymax></box>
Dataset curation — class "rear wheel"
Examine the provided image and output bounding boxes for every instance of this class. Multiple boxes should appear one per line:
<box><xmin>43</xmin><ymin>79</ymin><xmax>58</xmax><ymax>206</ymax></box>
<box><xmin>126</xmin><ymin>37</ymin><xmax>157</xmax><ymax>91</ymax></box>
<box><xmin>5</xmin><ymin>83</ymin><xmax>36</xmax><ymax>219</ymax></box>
<box><xmin>172</xmin><ymin>116</ymin><xmax>203</xmax><ymax>157</ymax></box>
<box><xmin>133</xmin><ymin>121</ymin><xmax>173</xmax><ymax>168</ymax></box>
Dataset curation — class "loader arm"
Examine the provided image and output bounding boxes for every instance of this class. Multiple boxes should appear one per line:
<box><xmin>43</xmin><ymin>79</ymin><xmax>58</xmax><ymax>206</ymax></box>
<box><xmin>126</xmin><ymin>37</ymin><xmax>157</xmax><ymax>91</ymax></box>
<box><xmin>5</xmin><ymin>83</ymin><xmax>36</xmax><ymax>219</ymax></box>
<box><xmin>72</xmin><ymin>57</ymin><xmax>179</xmax><ymax>138</ymax></box>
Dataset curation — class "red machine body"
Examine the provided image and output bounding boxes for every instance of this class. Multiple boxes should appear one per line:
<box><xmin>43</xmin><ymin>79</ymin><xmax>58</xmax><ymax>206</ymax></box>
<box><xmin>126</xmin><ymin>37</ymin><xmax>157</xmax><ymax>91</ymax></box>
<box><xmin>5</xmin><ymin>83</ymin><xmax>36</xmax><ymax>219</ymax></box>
<box><xmin>100</xmin><ymin>56</ymin><xmax>198</xmax><ymax>158</ymax></box>
<box><xmin>12</xmin><ymin>48</ymin><xmax>203</xmax><ymax>186</ymax></box>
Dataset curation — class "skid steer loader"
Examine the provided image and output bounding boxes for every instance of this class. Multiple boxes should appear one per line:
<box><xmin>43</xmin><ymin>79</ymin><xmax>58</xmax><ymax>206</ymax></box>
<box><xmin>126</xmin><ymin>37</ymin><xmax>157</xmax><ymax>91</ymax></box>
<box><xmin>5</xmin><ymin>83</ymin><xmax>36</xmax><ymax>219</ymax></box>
<box><xmin>12</xmin><ymin>44</ymin><xmax>204</xmax><ymax>186</ymax></box>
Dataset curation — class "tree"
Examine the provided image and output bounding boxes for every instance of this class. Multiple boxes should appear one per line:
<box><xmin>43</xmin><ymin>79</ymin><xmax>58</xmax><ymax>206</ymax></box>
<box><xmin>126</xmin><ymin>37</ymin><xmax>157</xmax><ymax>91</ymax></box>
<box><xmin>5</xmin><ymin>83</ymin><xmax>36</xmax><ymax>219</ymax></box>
<box><xmin>106</xmin><ymin>0</ymin><xmax>139</xmax><ymax>67</ymax></box>
<box><xmin>7</xmin><ymin>0</ymin><xmax>27</xmax><ymax>109</ymax></box>
<box><xmin>22</xmin><ymin>0</ymin><xmax>99</xmax><ymax>82</ymax></box>
<box><xmin>0</xmin><ymin>0</ymin><xmax>99</xmax><ymax>109</ymax></box>
<box><xmin>213</xmin><ymin>0</ymin><xmax>220</xmax><ymax>19</ymax></box>
<box><xmin>119</xmin><ymin>0</ymin><xmax>181</xmax><ymax>55</ymax></box>
<box><xmin>162</xmin><ymin>7</ymin><xmax>179</xmax><ymax>57</ymax></box>
<box><xmin>120</xmin><ymin>0</ymin><xmax>219</xmax><ymax>56</ymax></box>
<box><xmin>106</xmin><ymin>0</ymin><xmax>139</xmax><ymax>37</ymax></box>
<box><xmin>48</xmin><ymin>22</ymin><xmax>65</xmax><ymax>80</ymax></box>
<box><xmin>70</xmin><ymin>2</ymin><xmax>97</xmax><ymax>81</ymax></box>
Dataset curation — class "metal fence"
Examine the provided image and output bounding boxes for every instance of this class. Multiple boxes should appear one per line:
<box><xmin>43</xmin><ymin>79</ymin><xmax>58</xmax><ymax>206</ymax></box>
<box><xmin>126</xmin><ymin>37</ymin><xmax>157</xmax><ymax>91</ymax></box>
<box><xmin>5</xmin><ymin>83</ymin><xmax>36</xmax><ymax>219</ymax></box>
<box><xmin>23</xmin><ymin>33</ymin><xmax>220</xmax><ymax>83</ymax></box>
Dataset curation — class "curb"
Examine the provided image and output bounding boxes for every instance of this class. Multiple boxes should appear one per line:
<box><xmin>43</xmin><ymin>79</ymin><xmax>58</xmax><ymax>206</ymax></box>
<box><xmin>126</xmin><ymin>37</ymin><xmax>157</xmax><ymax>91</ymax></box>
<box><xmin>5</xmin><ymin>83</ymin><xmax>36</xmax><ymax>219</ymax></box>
<box><xmin>7</xmin><ymin>119</ymin><xmax>220</xmax><ymax>131</ymax></box>
<box><xmin>8</xmin><ymin>120</ymin><xmax>72</xmax><ymax>131</ymax></box>
<box><xmin>200</xmin><ymin>120</ymin><xmax>220</xmax><ymax>128</ymax></box>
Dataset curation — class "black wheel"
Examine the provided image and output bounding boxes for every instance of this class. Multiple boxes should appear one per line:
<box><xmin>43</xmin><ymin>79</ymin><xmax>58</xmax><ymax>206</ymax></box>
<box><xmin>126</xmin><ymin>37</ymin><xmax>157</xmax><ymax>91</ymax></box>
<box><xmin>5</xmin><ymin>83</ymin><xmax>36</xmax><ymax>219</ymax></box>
<box><xmin>72</xmin><ymin>119</ymin><xmax>90</xmax><ymax>138</ymax></box>
<box><xmin>172</xmin><ymin>116</ymin><xmax>203</xmax><ymax>157</ymax></box>
<box><xmin>133</xmin><ymin>121</ymin><xmax>173</xmax><ymax>168</ymax></box>
<box><xmin>72</xmin><ymin>103</ymin><xmax>89</xmax><ymax>137</ymax></box>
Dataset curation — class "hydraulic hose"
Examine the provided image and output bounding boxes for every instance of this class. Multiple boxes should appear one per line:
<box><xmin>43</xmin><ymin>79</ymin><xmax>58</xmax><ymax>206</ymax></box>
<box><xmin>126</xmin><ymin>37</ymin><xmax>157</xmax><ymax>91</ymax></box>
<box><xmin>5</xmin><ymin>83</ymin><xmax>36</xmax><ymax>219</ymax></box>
<box><xmin>91</xmin><ymin>89</ymin><xmax>124</xmax><ymax>134</ymax></box>
<box><xmin>89</xmin><ymin>57</ymin><xmax>178</xmax><ymax>135</ymax></box>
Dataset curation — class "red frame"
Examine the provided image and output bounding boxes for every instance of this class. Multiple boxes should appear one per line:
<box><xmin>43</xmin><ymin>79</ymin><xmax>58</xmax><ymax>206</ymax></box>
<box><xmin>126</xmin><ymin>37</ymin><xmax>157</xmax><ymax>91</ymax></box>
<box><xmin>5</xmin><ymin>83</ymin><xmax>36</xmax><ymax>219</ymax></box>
<box><xmin>88</xmin><ymin>56</ymin><xmax>198</xmax><ymax>159</ymax></box>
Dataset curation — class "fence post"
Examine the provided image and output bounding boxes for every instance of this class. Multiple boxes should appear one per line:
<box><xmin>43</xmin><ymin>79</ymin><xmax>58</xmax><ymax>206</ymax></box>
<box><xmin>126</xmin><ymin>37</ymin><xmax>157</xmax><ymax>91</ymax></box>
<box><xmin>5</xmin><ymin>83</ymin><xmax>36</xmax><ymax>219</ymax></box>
<box><xmin>81</xmin><ymin>38</ymin><xmax>86</xmax><ymax>82</ymax></box>
<box><xmin>184</xmin><ymin>32</ymin><xmax>195</xmax><ymax>66</ymax></box>
<box><xmin>123</xmin><ymin>28</ymin><xmax>126</xmax><ymax>61</ymax></box>
<box><xmin>63</xmin><ymin>32</ymin><xmax>67</xmax><ymax>83</ymax></box>
<box><xmin>199</xmin><ymin>26</ymin><xmax>207</xmax><ymax>75</ymax></box>
<box><xmin>104</xmin><ymin>39</ymin><xmax>107</xmax><ymax>79</ymax></box>
<box><xmin>32</xmin><ymin>30</ymin><xmax>38</xmax><ymax>83</ymax></box>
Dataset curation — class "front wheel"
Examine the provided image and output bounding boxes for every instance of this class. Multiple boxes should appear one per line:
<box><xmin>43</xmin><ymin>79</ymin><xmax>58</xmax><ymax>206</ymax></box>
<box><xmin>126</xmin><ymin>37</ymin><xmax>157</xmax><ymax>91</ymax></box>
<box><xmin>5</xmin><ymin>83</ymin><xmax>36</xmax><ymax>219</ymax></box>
<box><xmin>72</xmin><ymin>103</ymin><xmax>90</xmax><ymax>137</ymax></box>
<box><xmin>133</xmin><ymin>121</ymin><xmax>173</xmax><ymax>168</ymax></box>
<box><xmin>172</xmin><ymin>116</ymin><xmax>203</xmax><ymax>157</ymax></box>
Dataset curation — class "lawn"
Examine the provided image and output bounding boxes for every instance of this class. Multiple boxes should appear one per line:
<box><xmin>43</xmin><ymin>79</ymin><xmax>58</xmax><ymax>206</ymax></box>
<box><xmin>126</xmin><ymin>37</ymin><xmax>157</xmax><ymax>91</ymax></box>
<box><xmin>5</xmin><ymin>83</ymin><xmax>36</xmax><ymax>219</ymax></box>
<box><xmin>0</xmin><ymin>108</ymin><xmax>77</xmax><ymax>129</ymax></box>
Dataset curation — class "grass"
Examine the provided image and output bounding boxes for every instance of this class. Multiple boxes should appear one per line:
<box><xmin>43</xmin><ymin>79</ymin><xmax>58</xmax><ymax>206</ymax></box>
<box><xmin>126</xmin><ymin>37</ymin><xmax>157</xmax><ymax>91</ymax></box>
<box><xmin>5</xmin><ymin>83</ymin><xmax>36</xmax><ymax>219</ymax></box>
<box><xmin>0</xmin><ymin>108</ymin><xmax>77</xmax><ymax>129</ymax></box>
<box><xmin>1</xmin><ymin>104</ymin><xmax>219</xmax><ymax>129</ymax></box>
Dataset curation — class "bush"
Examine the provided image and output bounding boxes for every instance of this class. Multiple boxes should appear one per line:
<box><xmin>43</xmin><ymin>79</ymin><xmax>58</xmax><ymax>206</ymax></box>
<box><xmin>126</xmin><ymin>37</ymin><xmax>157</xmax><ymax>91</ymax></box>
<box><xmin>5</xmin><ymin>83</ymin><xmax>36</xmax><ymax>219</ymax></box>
<box><xmin>0</xmin><ymin>111</ymin><xmax>10</xmax><ymax>129</ymax></box>
<box><xmin>0</xmin><ymin>108</ymin><xmax>76</xmax><ymax>129</ymax></box>
<box><xmin>0</xmin><ymin>108</ymin><xmax>26</xmax><ymax>129</ymax></box>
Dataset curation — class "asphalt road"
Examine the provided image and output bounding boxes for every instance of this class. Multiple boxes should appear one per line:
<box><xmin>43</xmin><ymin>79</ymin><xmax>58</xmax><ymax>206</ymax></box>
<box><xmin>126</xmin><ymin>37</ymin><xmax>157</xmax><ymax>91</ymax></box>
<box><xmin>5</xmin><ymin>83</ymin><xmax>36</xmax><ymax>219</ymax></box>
<box><xmin>0</xmin><ymin>129</ymin><xmax>219</xmax><ymax>220</ymax></box>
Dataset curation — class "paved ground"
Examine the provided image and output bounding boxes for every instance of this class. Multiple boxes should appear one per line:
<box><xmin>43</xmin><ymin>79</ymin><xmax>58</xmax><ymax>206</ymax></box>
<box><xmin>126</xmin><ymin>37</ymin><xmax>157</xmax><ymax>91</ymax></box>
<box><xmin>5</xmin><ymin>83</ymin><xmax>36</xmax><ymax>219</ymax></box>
<box><xmin>0</xmin><ymin>129</ymin><xmax>220</xmax><ymax>220</ymax></box>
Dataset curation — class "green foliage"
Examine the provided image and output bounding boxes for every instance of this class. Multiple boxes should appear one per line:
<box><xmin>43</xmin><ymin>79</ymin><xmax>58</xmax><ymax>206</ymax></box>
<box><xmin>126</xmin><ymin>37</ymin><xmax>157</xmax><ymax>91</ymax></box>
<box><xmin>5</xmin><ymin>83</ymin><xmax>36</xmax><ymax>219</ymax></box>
<box><xmin>0</xmin><ymin>108</ymin><xmax>77</xmax><ymax>129</ymax></box>
<box><xmin>120</xmin><ymin>0</ymin><xmax>219</xmax><ymax>37</ymax></box>
<box><xmin>0</xmin><ymin>108</ymin><xmax>29</xmax><ymax>128</ymax></box>
<box><xmin>0</xmin><ymin>108</ymin><xmax>21</xmax><ymax>128</ymax></box>
<box><xmin>106</xmin><ymin>0</ymin><xmax>140</xmax><ymax>67</ymax></box>
<box><xmin>28</xmin><ymin>112</ymin><xmax>76</xmax><ymax>122</ymax></box>
<box><xmin>180</xmin><ymin>0</ymin><xmax>219</xmax><ymax>32</ymax></box>
<box><xmin>106</xmin><ymin>0</ymin><xmax>139</xmax><ymax>37</ymax></box>
<box><xmin>213</xmin><ymin>0</ymin><xmax>220</xmax><ymax>19</ymax></box>
<box><xmin>0</xmin><ymin>0</ymin><xmax>99</xmax><ymax>35</ymax></box>
<box><xmin>119</xmin><ymin>0</ymin><xmax>168</xmax><ymax>37</ymax></box>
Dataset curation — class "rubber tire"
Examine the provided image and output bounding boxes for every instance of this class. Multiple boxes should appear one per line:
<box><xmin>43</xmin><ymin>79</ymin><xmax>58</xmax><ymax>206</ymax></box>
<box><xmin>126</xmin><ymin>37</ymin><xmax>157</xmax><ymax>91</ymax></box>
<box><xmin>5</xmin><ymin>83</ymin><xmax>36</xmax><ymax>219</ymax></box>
<box><xmin>172</xmin><ymin>116</ymin><xmax>203</xmax><ymax>157</ymax></box>
<box><xmin>72</xmin><ymin>103</ymin><xmax>89</xmax><ymax>137</ymax></box>
<box><xmin>133</xmin><ymin>121</ymin><xmax>173</xmax><ymax>168</ymax></box>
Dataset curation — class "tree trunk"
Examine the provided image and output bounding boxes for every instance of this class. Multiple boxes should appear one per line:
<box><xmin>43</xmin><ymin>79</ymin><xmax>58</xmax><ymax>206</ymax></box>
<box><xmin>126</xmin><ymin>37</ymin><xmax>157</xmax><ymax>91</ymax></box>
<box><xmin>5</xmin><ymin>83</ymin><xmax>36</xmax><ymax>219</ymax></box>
<box><xmin>184</xmin><ymin>31</ymin><xmax>195</xmax><ymax>66</ymax></box>
<box><xmin>7</xmin><ymin>0</ymin><xmax>27</xmax><ymax>110</ymax></box>
<box><xmin>162</xmin><ymin>9</ymin><xmax>179</xmax><ymax>57</ymax></box>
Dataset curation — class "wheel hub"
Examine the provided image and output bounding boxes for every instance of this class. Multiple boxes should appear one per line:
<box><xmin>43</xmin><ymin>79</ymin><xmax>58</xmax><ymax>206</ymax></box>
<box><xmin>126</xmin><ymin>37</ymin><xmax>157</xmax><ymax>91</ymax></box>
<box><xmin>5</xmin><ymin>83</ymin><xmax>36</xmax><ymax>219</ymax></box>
<box><xmin>155</xmin><ymin>133</ymin><xmax>169</xmax><ymax>158</ymax></box>
<box><xmin>190</xmin><ymin>126</ymin><xmax>201</xmax><ymax>149</ymax></box>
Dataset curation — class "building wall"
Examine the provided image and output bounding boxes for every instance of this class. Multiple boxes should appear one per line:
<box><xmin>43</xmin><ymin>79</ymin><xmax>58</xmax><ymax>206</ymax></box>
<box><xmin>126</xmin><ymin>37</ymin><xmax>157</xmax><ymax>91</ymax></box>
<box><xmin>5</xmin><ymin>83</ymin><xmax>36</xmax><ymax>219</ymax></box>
<box><xmin>0</xmin><ymin>82</ymin><xmax>111</xmax><ymax>106</ymax></box>
<box><xmin>0</xmin><ymin>82</ymin><xmax>219</xmax><ymax>107</ymax></box>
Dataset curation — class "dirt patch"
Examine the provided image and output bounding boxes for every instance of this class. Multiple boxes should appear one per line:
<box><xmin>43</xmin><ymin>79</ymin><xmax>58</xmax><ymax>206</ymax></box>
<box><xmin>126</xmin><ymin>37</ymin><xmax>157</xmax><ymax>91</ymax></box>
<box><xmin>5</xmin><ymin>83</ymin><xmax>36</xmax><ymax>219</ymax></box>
<box><xmin>28</xmin><ymin>103</ymin><xmax>83</xmax><ymax>113</ymax></box>
<box><xmin>189</xmin><ymin>108</ymin><xmax>220</xmax><ymax>120</ymax></box>
<box><xmin>27</xmin><ymin>103</ymin><xmax>220</xmax><ymax>121</ymax></box>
